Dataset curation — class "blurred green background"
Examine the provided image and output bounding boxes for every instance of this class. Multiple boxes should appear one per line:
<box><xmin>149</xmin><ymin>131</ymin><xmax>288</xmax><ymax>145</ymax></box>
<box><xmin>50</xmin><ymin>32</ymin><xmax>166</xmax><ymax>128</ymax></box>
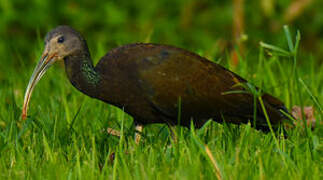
<box><xmin>0</xmin><ymin>0</ymin><xmax>322</xmax><ymax>76</ymax></box>
<box><xmin>0</xmin><ymin>0</ymin><xmax>322</xmax><ymax>110</ymax></box>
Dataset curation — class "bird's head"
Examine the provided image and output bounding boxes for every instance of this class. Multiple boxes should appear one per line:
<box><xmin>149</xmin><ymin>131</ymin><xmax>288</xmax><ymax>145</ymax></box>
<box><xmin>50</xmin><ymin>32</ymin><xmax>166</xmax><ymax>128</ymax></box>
<box><xmin>22</xmin><ymin>26</ymin><xmax>86</xmax><ymax>119</ymax></box>
<box><xmin>43</xmin><ymin>26</ymin><xmax>87</xmax><ymax>61</ymax></box>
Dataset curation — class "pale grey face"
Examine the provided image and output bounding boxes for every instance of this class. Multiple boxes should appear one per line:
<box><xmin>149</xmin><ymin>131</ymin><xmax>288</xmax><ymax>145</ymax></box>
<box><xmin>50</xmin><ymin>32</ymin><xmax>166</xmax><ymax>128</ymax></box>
<box><xmin>43</xmin><ymin>26</ymin><xmax>85</xmax><ymax>60</ymax></box>
<box><xmin>22</xmin><ymin>26</ymin><xmax>84</xmax><ymax>119</ymax></box>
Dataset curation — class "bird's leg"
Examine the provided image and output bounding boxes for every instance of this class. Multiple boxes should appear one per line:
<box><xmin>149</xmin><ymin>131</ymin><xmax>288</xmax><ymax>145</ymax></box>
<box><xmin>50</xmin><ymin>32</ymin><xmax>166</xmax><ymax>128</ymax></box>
<box><xmin>167</xmin><ymin>125</ymin><xmax>178</xmax><ymax>143</ymax></box>
<box><xmin>135</xmin><ymin>124</ymin><xmax>143</xmax><ymax>144</ymax></box>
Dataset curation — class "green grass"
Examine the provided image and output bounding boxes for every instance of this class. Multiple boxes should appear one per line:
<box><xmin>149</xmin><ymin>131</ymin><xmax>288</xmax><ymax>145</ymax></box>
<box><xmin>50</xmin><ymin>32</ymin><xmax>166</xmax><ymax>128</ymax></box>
<box><xmin>0</xmin><ymin>24</ymin><xmax>322</xmax><ymax>179</ymax></box>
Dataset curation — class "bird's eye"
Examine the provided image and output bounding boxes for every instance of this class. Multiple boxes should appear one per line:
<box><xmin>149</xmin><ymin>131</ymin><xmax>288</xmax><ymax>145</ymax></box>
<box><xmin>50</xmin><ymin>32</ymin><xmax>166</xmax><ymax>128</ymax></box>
<box><xmin>57</xmin><ymin>36</ymin><xmax>65</xmax><ymax>43</ymax></box>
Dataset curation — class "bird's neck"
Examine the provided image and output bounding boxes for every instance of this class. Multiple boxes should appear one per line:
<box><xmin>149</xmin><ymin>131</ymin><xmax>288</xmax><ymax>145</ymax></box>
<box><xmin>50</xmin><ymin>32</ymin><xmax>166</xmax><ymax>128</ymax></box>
<box><xmin>64</xmin><ymin>51</ymin><xmax>100</xmax><ymax>98</ymax></box>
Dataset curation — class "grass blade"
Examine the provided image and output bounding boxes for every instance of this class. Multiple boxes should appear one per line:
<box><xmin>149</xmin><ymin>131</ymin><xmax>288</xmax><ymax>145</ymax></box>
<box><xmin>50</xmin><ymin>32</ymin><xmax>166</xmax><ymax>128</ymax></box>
<box><xmin>283</xmin><ymin>25</ymin><xmax>294</xmax><ymax>52</ymax></box>
<box><xmin>260</xmin><ymin>42</ymin><xmax>291</xmax><ymax>56</ymax></box>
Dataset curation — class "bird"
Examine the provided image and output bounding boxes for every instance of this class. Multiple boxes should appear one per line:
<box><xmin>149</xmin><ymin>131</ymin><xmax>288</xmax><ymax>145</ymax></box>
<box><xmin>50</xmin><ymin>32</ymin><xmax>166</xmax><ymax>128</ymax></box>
<box><xmin>22</xmin><ymin>25</ymin><xmax>289</xmax><ymax>141</ymax></box>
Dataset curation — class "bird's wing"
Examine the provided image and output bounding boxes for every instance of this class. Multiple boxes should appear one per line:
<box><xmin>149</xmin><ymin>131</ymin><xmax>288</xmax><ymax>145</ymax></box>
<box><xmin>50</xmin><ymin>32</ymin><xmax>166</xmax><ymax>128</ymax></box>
<box><xmin>125</xmin><ymin>44</ymin><xmax>256</xmax><ymax>121</ymax></box>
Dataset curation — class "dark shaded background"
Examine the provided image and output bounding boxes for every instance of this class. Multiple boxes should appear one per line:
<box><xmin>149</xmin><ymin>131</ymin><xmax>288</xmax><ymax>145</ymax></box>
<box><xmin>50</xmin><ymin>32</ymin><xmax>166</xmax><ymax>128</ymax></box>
<box><xmin>0</xmin><ymin>0</ymin><xmax>322</xmax><ymax>79</ymax></box>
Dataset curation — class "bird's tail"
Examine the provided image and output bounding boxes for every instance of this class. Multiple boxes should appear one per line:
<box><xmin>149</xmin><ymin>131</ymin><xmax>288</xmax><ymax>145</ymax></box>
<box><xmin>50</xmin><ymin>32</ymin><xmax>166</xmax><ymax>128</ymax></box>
<box><xmin>253</xmin><ymin>93</ymin><xmax>293</xmax><ymax>132</ymax></box>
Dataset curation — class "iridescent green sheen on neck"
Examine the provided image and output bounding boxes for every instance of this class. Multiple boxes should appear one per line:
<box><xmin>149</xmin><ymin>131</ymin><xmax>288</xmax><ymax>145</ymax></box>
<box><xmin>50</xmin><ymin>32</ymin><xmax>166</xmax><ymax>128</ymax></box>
<box><xmin>64</xmin><ymin>52</ymin><xmax>100</xmax><ymax>97</ymax></box>
<box><xmin>81</xmin><ymin>59</ymin><xmax>100</xmax><ymax>85</ymax></box>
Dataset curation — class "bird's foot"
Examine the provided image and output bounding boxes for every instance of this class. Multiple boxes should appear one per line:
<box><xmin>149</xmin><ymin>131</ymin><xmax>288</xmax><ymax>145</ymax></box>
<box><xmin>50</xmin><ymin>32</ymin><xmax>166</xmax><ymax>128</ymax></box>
<box><xmin>107</xmin><ymin>127</ymin><xmax>121</xmax><ymax>137</ymax></box>
<box><xmin>135</xmin><ymin>124</ymin><xmax>143</xmax><ymax>144</ymax></box>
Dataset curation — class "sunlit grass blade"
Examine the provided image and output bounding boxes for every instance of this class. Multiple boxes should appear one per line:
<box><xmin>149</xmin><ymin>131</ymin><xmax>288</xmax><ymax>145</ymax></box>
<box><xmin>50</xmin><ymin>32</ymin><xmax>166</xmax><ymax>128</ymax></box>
<box><xmin>259</xmin><ymin>42</ymin><xmax>291</xmax><ymax>57</ymax></box>
<box><xmin>283</xmin><ymin>25</ymin><xmax>294</xmax><ymax>52</ymax></box>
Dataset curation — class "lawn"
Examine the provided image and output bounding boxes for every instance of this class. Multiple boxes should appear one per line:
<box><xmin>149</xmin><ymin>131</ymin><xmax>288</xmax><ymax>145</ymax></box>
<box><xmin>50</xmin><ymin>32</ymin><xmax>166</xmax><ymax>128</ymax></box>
<box><xmin>0</xmin><ymin>0</ymin><xmax>322</xmax><ymax>179</ymax></box>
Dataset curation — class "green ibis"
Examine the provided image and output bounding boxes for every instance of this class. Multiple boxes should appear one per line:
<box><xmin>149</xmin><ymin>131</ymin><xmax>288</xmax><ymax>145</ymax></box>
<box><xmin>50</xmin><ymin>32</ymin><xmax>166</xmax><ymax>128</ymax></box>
<box><xmin>22</xmin><ymin>26</ymin><xmax>289</xmax><ymax>138</ymax></box>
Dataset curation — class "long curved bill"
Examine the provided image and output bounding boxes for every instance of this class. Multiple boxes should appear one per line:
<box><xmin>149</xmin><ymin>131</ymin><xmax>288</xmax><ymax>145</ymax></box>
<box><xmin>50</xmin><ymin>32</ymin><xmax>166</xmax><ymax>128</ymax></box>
<box><xmin>22</xmin><ymin>51</ymin><xmax>57</xmax><ymax>120</ymax></box>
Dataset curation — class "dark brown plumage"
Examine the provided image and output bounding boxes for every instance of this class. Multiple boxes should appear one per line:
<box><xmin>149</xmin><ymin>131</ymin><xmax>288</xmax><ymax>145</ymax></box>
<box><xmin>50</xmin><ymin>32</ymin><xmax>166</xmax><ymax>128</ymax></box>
<box><xmin>23</xmin><ymin>26</ymin><xmax>289</xmax><ymax>133</ymax></box>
